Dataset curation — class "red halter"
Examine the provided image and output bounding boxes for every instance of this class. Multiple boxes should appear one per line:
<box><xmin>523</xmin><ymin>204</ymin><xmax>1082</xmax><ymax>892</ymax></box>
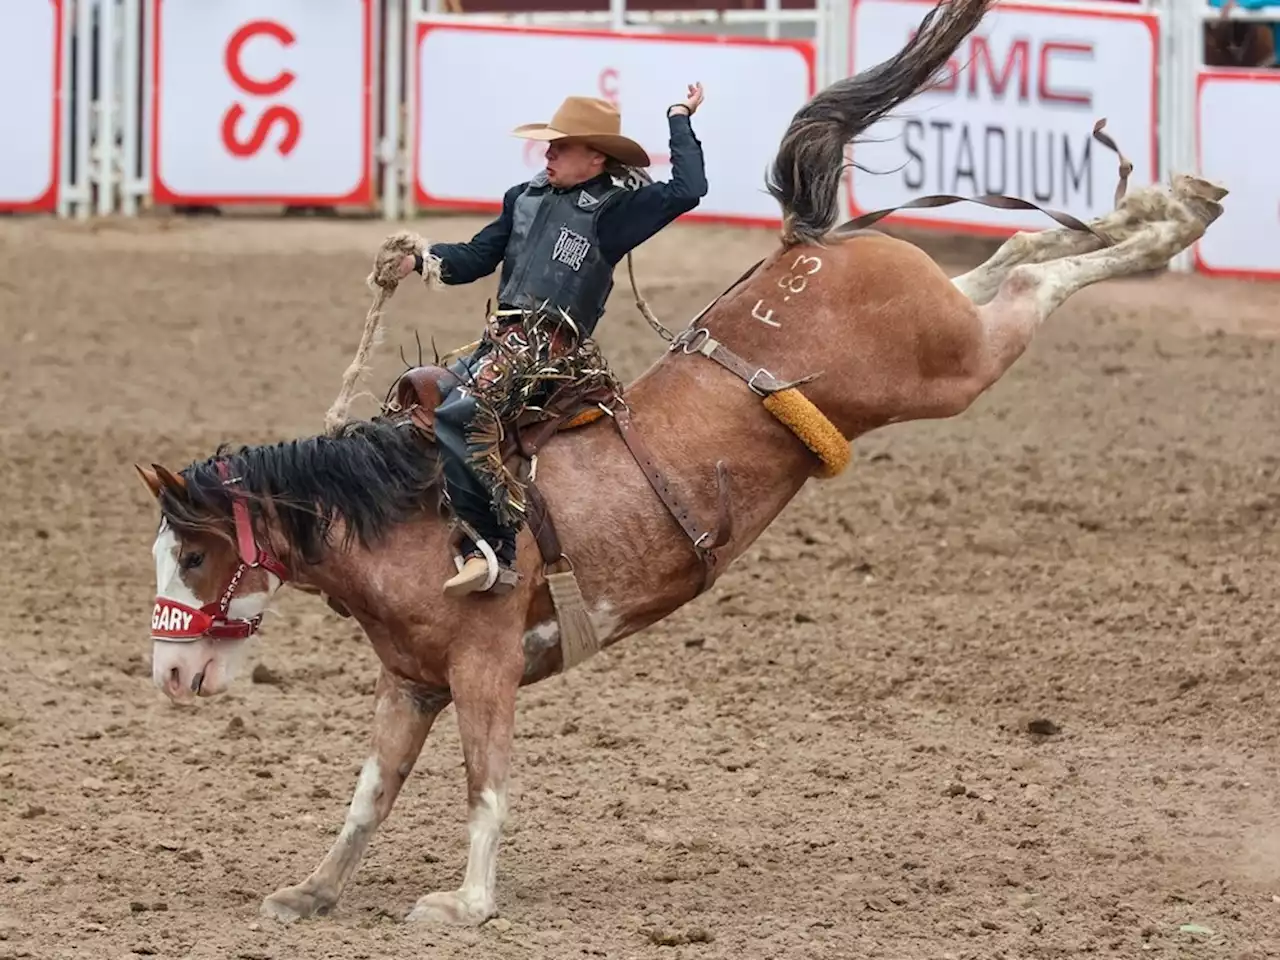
<box><xmin>150</xmin><ymin>461</ymin><xmax>290</xmax><ymax>643</ymax></box>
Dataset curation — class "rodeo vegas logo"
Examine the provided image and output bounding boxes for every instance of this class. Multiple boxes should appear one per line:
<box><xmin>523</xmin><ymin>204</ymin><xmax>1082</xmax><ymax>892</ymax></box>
<box><xmin>552</xmin><ymin>226</ymin><xmax>591</xmax><ymax>271</ymax></box>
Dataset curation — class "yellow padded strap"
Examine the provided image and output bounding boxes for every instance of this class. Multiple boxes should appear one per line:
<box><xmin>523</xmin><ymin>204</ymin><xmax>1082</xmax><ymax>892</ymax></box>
<box><xmin>761</xmin><ymin>387</ymin><xmax>851</xmax><ymax>479</ymax></box>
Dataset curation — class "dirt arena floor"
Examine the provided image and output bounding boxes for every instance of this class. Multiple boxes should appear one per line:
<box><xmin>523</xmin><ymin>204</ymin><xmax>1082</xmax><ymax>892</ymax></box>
<box><xmin>2</xmin><ymin>207</ymin><xmax>1279</xmax><ymax>960</ymax></box>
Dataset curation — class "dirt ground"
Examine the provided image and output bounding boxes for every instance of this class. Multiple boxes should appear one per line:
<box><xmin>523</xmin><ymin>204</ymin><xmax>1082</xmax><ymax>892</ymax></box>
<box><xmin>1</xmin><ymin>207</ymin><xmax>1279</xmax><ymax>960</ymax></box>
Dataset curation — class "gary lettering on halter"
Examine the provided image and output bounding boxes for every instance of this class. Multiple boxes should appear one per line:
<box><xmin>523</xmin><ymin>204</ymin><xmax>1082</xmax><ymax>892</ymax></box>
<box><xmin>394</xmin><ymin>86</ymin><xmax>708</xmax><ymax>598</ymax></box>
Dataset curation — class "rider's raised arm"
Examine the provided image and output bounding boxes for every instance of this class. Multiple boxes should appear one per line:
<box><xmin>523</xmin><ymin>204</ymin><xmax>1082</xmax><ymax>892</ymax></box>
<box><xmin>418</xmin><ymin>182</ymin><xmax>526</xmax><ymax>285</ymax></box>
<box><xmin>597</xmin><ymin>107</ymin><xmax>708</xmax><ymax>262</ymax></box>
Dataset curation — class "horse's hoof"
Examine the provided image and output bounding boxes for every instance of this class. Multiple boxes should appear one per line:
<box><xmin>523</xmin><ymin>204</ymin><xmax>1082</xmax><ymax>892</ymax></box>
<box><xmin>261</xmin><ymin>884</ymin><xmax>333</xmax><ymax>923</ymax></box>
<box><xmin>406</xmin><ymin>890</ymin><xmax>495</xmax><ymax>926</ymax></box>
<box><xmin>1171</xmin><ymin>173</ymin><xmax>1228</xmax><ymax>204</ymax></box>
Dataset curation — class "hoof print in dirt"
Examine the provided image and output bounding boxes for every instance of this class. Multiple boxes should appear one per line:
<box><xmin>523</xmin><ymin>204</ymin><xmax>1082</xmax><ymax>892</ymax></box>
<box><xmin>251</xmin><ymin>664</ymin><xmax>286</xmax><ymax>687</ymax></box>
<box><xmin>1026</xmin><ymin>718</ymin><xmax>1061</xmax><ymax>737</ymax></box>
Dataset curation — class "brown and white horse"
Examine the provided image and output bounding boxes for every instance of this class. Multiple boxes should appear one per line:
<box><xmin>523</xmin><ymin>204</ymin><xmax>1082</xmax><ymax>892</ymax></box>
<box><xmin>135</xmin><ymin>0</ymin><xmax>1226</xmax><ymax>927</ymax></box>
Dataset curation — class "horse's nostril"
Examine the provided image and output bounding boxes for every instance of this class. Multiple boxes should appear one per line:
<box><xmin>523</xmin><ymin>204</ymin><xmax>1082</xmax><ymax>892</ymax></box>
<box><xmin>169</xmin><ymin>667</ymin><xmax>181</xmax><ymax>688</ymax></box>
<box><xmin>191</xmin><ymin>670</ymin><xmax>205</xmax><ymax>694</ymax></box>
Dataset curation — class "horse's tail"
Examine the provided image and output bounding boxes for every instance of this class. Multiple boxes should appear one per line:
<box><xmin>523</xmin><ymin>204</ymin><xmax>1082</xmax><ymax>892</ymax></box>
<box><xmin>766</xmin><ymin>0</ymin><xmax>992</xmax><ymax>246</ymax></box>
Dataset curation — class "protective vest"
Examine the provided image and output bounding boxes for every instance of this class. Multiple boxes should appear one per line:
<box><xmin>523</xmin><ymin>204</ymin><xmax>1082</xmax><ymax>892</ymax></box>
<box><xmin>496</xmin><ymin>171</ymin><xmax>626</xmax><ymax>337</ymax></box>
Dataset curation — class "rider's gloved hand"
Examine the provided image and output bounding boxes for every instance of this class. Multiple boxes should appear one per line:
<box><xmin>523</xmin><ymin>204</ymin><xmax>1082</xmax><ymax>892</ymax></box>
<box><xmin>395</xmin><ymin>253</ymin><xmax>421</xmax><ymax>280</ymax></box>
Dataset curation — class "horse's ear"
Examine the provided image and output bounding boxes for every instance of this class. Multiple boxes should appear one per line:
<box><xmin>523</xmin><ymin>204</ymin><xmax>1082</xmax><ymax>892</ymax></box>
<box><xmin>135</xmin><ymin>464</ymin><xmax>163</xmax><ymax>499</ymax></box>
<box><xmin>151</xmin><ymin>463</ymin><xmax>187</xmax><ymax>494</ymax></box>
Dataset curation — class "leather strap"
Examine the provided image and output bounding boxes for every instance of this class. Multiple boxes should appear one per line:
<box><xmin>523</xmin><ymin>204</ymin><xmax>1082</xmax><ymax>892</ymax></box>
<box><xmin>501</xmin><ymin>403</ymin><xmax>735</xmax><ymax>591</ymax></box>
<box><xmin>831</xmin><ymin>118</ymin><xmax>1132</xmax><ymax>240</ymax></box>
<box><xmin>671</xmin><ymin>326</ymin><xmax>818</xmax><ymax>396</ymax></box>
<box><xmin>612</xmin><ymin>405</ymin><xmax>732</xmax><ymax>591</ymax></box>
<box><xmin>1089</xmin><ymin>118</ymin><xmax>1133</xmax><ymax>209</ymax></box>
<box><xmin>518</xmin><ymin>416</ymin><xmax>564</xmax><ymax>460</ymax></box>
<box><xmin>831</xmin><ymin>191</ymin><xmax>1105</xmax><ymax>240</ymax></box>
<box><xmin>522</xmin><ymin>480</ymin><xmax>563</xmax><ymax>567</ymax></box>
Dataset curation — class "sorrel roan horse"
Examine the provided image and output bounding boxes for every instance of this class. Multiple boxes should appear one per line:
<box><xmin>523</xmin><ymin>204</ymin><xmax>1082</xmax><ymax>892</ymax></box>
<box><xmin>134</xmin><ymin>0</ymin><xmax>1226</xmax><ymax>926</ymax></box>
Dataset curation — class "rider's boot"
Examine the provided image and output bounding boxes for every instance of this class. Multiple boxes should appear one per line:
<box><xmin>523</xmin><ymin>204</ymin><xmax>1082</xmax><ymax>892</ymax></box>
<box><xmin>442</xmin><ymin>523</ymin><xmax>519</xmax><ymax>597</ymax></box>
<box><xmin>443</xmin><ymin>553</ymin><xmax>491</xmax><ymax>596</ymax></box>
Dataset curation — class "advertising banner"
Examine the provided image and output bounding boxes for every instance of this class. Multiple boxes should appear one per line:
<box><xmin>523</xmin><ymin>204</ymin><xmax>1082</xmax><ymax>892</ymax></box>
<box><xmin>415</xmin><ymin>22</ymin><xmax>816</xmax><ymax>226</ymax></box>
<box><xmin>0</xmin><ymin>0</ymin><xmax>62</xmax><ymax>212</ymax></box>
<box><xmin>847</xmin><ymin>0</ymin><xmax>1158</xmax><ymax>234</ymax></box>
<box><xmin>1195</xmin><ymin>71</ymin><xmax>1280</xmax><ymax>279</ymax></box>
<box><xmin>152</xmin><ymin>0</ymin><xmax>373</xmax><ymax>206</ymax></box>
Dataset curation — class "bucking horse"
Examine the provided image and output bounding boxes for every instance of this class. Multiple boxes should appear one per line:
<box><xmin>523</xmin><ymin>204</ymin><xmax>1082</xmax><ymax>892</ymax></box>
<box><xmin>134</xmin><ymin>0</ymin><xmax>1226</xmax><ymax>927</ymax></box>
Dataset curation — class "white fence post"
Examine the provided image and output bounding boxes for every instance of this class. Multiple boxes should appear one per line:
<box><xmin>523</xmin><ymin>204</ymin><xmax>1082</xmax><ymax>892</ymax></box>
<box><xmin>381</xmin><ymin>0</ymin><xmax>404</xmax><ymax>221</ymax></box>
<box><xmin>96</xmin><ymin>0</ymin><xmax>117</xmax><ymax>217</ymax></box>
<box><xmin>56</xmin><ymin>0</ymin><xmax>75</xmax><ymax>218</ymax></box>
<box><xmin>73</xmin><ymin>0</ymin><xmax>94</xmax><ymax>219</ymax></box>
<box><xmin>403</xmin><ymin>0</ymin><xmax>420</xmax><ymax>221</ymax></box>
<box><xmin>120</xmin><ymin>0</ymin><xmax>141</xmax><ymax>216</ymax></box>
<box><xmin>1158</xmin><ymin>0</ymin><xmax>1199</xmax><ymax>274</ymax></box>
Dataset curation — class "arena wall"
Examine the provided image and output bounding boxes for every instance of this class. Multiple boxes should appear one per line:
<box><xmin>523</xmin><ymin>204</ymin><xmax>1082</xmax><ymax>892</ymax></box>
<box><xmin>0</xmin><ymin>0</ymin><xmax>1275</xmax><ymax>279</ymax></box>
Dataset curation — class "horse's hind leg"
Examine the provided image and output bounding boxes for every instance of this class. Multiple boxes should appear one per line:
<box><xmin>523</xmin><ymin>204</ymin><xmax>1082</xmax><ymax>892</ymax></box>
<box><xmin>950</xmin><ymin>225</ymin><xmax>1109</xmax><ymax>306</ymax></box>
<box><xmin>951</xmin><ymin>174</ymin><xmax>1228</xmax><ymax>306</ymax></box>
<box><xmin>974</xmin><ymin>174</ymin><xmax>1225</xmax><ymax>381</ymax></box>
<box><xmin>261</xmin><ymin>668</ymin><xmax>446</xmax><ymax>922</ymax></box>
<box><xmin>407</xmin><ymin>633</ymin><xmax>523</xmax><ymax>926</ymax></box>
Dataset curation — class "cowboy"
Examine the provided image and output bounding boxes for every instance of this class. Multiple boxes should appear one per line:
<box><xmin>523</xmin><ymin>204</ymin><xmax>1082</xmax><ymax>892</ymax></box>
<box><xmin>397</xmin><ymin>84</ymin><xmax>708</xmax><ymax>596</ymax></box>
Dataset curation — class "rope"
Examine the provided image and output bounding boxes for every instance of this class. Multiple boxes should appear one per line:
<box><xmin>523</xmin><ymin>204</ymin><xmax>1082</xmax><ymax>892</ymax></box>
<box><xmin>615</xmin><ymin>163</ymin><xmax>680</xmax><ymax>343</ymax></box>
<box><xmin>626</xmin><ymin>250</ymin><xmax>677</xmax><ymax>343</ymax></box>
<box><xmin>324</xmin><ymin>231</ymin><xmax>433</xmax><ymax>435</ymax></box>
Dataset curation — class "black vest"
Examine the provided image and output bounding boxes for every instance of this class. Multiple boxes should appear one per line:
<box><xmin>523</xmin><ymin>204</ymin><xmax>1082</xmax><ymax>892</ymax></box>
<box><xmin>497</xmin><ymin>171</ymin><xmax>626</xmax><ymax>337</ymax></box>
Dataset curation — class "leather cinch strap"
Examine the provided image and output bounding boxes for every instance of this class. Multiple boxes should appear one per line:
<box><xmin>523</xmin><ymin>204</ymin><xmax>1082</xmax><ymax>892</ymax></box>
<box><xmin>612</xmin><ymin>405</ymin><xmax>732</xmax><ymax>591</ymax></box>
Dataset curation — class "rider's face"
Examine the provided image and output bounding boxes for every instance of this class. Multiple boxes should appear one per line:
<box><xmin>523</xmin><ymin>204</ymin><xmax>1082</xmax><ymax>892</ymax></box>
<box><xmin>544</xmin><ymin>141</ymin><xmax>607</xmax><ymax>188</ymax></box>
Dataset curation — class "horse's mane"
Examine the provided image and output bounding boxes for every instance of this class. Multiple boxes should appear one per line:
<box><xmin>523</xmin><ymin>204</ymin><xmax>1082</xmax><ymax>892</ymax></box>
<box><xmin>159</xmin><ymin>416</ymin><xmax>444</xmax><ymax>566</ymax></box>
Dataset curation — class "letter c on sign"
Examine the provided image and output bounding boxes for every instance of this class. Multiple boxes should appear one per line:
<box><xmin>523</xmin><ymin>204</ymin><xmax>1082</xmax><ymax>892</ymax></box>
<box><xmin>598</xmin><ymin>68</ymin><xmax>620</xmax><ymax>106</ymax></box>
<box><xmin>225</xmin><ymin>20</ymin><xmax>296</xmax><ymax>97</ymax></box>
<box><xmin>1038</xmin><ymin>41</ymin><xmax>1092</xmax><ymax>107</ymax></box>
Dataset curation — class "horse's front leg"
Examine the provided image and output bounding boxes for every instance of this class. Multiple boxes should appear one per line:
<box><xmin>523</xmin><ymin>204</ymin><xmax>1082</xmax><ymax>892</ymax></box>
<box><xmin>261</xmin><ymin>667</ymin><xmax>447</xmax><ymax>922</ymax></box>
<box><xmin>407</xmin><ymin>634</ymin><xmax>523</xmax><ymax>926</ymax></box>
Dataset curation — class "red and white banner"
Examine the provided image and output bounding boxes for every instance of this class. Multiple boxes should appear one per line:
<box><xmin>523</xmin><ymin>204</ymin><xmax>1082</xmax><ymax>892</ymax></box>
<box><xmin>152</xmin><ymin>0</ymin><xmax>373</xmax><ymax>206</ymax></box>
<box><xmin>847</xmin><ymin>0</ymin><xmax>1158</xmax><ymax>234</ymax></box>
<box><xmin>414</xmin><ymin>23</ymin><xmax>815</xmax><ymax>226</ymax></box>
<box><xmin>0</xmin><ymin>0</ymin><xmax>62</xmax><ymax>212</ymax></box>
<box><xmin>1195</xmin><ymin>71</ymin><xmax>1280</xmax><ymax>280</ymax></box>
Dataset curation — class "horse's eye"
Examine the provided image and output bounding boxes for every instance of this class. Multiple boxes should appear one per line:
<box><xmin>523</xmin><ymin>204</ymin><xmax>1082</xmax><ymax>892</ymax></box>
<box><xmin>180</xmin><ymin>553</ymin><xmax>204</xmax><ymax>571</ymax></box>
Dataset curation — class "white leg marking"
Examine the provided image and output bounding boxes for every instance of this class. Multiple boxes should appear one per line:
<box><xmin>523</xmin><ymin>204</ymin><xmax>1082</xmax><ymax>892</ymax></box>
<box><xmin>458</xmin><ymin>787</ymin><xmax>508</xmax><ymax>914</ymax></box>
<box><xmin>260</xmin><ymin>756</ymin><xmax>383</xmax><ymax>924</ymax></box>
<box><xmin>407</xmin><ymin>786</ymin><xmax>508</xmax><ymax>925</ymax></box>
<box><xmin>346</xmin><ymin>757</ymin><xmax>383</xmax><ymax>833</ymax></box>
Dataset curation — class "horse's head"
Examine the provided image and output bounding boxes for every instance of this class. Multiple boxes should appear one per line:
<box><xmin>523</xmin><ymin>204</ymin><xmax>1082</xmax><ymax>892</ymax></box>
<box><xmin>136</xmin><ymin>460</ymin><xmax>289</xmax><ymax>703</ymax></box>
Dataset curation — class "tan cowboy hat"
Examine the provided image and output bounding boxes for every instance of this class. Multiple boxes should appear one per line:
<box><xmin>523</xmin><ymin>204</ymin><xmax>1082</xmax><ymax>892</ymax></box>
<box><xmin>511</xmin><ymin>96</ymin><xmax>650</xmax><ymax>168</ymax></box>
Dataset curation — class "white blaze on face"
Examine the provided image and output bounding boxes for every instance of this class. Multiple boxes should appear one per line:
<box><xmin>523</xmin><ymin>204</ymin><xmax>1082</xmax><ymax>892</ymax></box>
<box><xmin>153</xmin><ymin>519</ymin><xmax>200</xmax><ymax>610</ymax></box>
